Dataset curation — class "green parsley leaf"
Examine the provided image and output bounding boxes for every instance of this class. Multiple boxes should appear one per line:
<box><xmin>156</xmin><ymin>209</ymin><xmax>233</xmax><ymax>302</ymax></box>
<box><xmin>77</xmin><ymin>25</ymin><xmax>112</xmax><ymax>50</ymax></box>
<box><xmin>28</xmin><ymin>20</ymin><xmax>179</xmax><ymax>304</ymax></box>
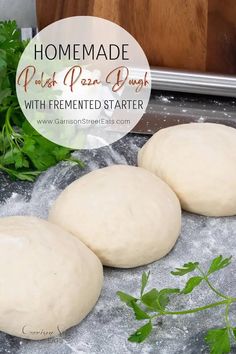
<box><xmin>158</xmin><ymin>288</ymin><xmax>180</xmax><ymax>308</ymax></box>
<box><xmin>130</xmin><ymin>301</ymin><xmax>150</xmax><ymax>320</ymax></box>
<box><xmin>51</xmin><ymin>146</ymin><xmax>71</xmax><ymax>161</ymax></box>
<box><xmin>128</xmin><ymin>321</ymin><xmax>152</xmax><ymax>343</ymax></box>
<box><xmin>141</xmin><ymin>271</ymin><xmax>150</xmax><ymax>296</ymax></box>
<box><xmin>181</xmin><ymin>276</ymin><xmax>203</xmax><ymax>294</ymax></box>
<box><xmin>118</xmin><ymin>256</ymin><xmax>236</xmax><ymax>349</ymax></box>
<box><xmin>0</xmin><ymin>21</ymin><xmax>83</xmax><ymax>181</ymax></box>
<box><xmin>116</xmin><ymin>291</ymin><xmax>137</xmax><ymax>308</ymax></box>
<box><xmin>141</xmin><ymin>288</ymin><xmax>180</xmax><ymax>311</ymax></box>
<box><xmin>205</xmin><ymin>328</ymin><xmax>230</xmax><ymax>354</ymax></box>
<box><xmin>141</xmin><ymin>289</ymin><xmax>159</xmax><ymax>310</ymax></box>
<box><xmin>171</xmin><ymin>262</ymin><xmax>199</xmax><ymax>276</ymax></box>
<box><xmin>207</xmin><ymin>256</ymin><xmax>232</xmax><ymax>276</ymax></box>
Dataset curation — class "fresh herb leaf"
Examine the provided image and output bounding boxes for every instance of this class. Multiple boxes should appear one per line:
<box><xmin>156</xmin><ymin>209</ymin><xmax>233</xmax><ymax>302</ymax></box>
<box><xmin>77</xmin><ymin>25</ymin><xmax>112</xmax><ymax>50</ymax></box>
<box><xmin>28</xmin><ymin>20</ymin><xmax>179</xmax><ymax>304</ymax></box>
<box><xmin>128</xmin><ymin>321</ymin><xmax>152</xmax><ymax>343</ymax></box>
<box><xmin>171</xmin><ymin>262</ymin><xmax>199</xmax><ymax>276</ymax></box>
<box><xmin>207</xmin><ymin>256</ymin><xmax>232</xmax><ymax>276</ymax></box>
<box><xmin>118</xmin><ymin>255</ymin><xmax>236</xmax><ymax>354</ymax></box>
<box><xmin>0</xmin><ymin>164</ymin><xmax>41</xmax><ymax>181</ymax></box>
<box><xmin>1</xmin><ymin>145</ymin><xmax>29</xmax><ymax>169</ymax></box>
<box><xmin>0</xmin><ymin>20</ymin><xmax>83</xmax><ymax>181</ymax></box>
<box><xmin>130</xmin><ymin>301</ymin><xmax>150</xmax><ymax>320</ymax></box>
<box><xmin>205</xmin><ymin>328</ymin><xmax>230</xmax><ymax>354</ymax></box>
<box><xmin>141</xmin><ymin>288</ymin><xmax>179</xmax><ymax>312</ymax></box>
<box><xmin>141</xmin><ymin>271</ymin><xmax>150</xmax><ymax>296</ymax></box>
<box><xmin>158</xmin><ymin>288</ymin><xmax>180</xmax><ymax>308</ymax></box>
<box><xmin>232</xmin><ymin>327</ymin><xmax>236</xmax><ymax>340</ymax></box>
<box><xmin>117</xmin><ymin>291</ymin><xmax>137</xmax><ymax>308</ymax></box>
<box><xmin>141</xmin><ymin>289</ymin><xmax>159</xmax><ymax>310</ymax></box>
<box><xmin>181</xmin><ymin>276</ymin><xmax>203</xmax><ymax>294</ymax></box>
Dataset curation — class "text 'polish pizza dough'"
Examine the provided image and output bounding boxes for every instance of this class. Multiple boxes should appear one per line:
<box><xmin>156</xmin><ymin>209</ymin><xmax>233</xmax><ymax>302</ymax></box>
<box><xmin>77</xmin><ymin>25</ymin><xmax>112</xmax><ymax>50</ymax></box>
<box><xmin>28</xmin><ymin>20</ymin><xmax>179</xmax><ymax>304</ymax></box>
<box><xmin>138</xmin><ymin>123</ymin><xmax>236</xmax><ymax>217</ymax></box>
<box><xmin>0</xmin><ymin>216</ymin><xmax>103</xmax><ymax>340</ymax></box>
<box><xmin>49</xmin><ymin>165</ymin><xmax>181</xmax><ymax>268</ymax></box>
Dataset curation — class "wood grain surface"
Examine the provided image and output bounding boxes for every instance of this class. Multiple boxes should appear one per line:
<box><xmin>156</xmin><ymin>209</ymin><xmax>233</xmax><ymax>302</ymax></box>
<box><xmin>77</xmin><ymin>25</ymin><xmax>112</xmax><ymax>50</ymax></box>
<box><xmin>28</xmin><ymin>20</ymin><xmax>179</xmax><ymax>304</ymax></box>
<box><xmin>36</xmin><ymin>0</ymin><xmax>236</xmax><ymax>74</ymax></box>
<box><xmin>207</xmin><ymin>0</ymin><xmax>236</xmax><ymax>74</ymax></box>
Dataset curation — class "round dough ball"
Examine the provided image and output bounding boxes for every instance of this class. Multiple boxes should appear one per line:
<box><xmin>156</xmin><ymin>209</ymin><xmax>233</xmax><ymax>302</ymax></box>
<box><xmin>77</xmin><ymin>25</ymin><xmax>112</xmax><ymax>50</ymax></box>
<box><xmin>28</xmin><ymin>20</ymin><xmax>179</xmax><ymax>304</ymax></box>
<box><xmin>138</xmin><ymin>123</ymin><xmax>236</xmax><ymax>216</ymax></box>
<box><xmin>0</xmin><ymin>216</ymin><xmax>103</xmax><ymax>340</ymax></box>
<box><xmin>49</xmin><ymin>165</ymin><xmax>181</xmax><ymax>268</ymax></box>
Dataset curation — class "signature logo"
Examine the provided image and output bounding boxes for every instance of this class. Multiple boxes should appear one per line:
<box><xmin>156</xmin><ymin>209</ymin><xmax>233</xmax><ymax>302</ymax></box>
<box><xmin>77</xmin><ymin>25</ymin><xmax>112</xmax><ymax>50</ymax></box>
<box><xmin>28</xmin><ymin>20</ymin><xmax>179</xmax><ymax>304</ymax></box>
<box><xmin>21</xmin><ymin>325</ymin><xmax>62</xmax><ymax>337</ymax></box>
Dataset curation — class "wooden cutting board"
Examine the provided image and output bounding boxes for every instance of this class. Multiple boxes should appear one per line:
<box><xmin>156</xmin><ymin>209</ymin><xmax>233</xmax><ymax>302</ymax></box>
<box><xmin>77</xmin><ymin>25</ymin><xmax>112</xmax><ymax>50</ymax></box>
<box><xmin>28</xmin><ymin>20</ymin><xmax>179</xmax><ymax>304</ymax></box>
<box><xmin>36</xmin><ymin>0</ymin><xmax>236</xmax><ymax>74</ymax></box>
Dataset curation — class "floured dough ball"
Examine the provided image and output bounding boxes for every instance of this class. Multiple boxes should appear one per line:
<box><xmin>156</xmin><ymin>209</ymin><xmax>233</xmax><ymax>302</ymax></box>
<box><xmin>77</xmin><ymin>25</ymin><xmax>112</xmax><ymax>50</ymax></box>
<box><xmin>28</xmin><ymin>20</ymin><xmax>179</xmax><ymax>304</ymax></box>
<box><xmin>49</xmin><ymin>165</ymin><xmax>181</xmax><ymax>268</ymax></box>
<box><xmin>0</xmin><ymin>216</ymin><xmax>103</xmax><ymax>340</ymax></box>
<box><xmin>138</xmin><ymin>123</ymin><xmax>236</xmax><ymax>216</ymax></box>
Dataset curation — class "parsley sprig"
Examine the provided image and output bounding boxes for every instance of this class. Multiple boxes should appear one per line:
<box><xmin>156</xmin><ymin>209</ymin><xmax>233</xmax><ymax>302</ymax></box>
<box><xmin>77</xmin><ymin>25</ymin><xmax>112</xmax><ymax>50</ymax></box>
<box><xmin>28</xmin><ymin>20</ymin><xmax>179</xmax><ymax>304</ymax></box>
<box><xmin>117</xmin><ymin>255</ymin><xmax>235</xmax><ymax>354</ymax></box>
<box><xmin>0</xmin><ymin>20</ymin><xmax>83</xmax><ymax>181</ymax></box>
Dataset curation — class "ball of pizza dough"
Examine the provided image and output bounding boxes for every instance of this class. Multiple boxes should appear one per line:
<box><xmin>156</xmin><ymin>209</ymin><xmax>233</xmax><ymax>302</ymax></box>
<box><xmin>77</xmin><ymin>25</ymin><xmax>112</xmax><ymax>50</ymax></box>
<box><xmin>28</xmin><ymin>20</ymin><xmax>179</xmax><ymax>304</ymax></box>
<box><xmin>49</xmin><ymin>165</ymin><xmax>181</xmax><ymax>268</ymax></box>
<box><xmin>0</xmin><ymin>216</ymin><xmax>103</xmax><ymax>340</ymax></box>
<box><xmin>138</xmin><ymin>123</ymin><xmax>236</xmax><ymax>216</ymax></box>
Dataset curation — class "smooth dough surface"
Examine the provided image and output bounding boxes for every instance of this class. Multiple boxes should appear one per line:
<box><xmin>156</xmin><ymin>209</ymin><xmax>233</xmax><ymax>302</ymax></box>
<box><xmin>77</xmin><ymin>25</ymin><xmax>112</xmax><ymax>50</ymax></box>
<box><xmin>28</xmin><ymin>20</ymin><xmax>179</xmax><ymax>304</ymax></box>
<box><xmin>138</xmin><ymin>123</ymin><xmax>236</xmax><ymax>216</ymax></box>
<box><xmin>49</xmin><ymin>165</ymin><xmax>181</xmax><ymax>268</ymax></box>
<box><xmin>0</xmin><ymin>216</ymin><xmax>103</xmax><ymax>340</ymax></box>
